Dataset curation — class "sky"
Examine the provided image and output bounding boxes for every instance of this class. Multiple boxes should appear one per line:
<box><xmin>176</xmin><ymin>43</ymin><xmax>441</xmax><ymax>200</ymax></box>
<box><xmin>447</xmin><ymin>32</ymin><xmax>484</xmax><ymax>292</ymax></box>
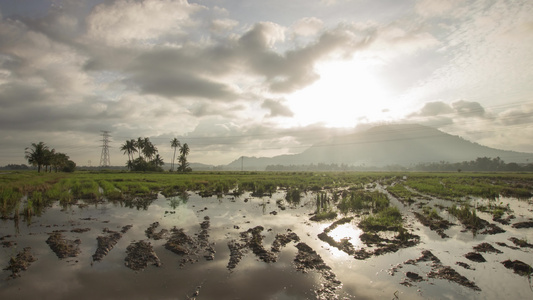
<box><xmin>1</xmin><ymin>0</ymin><xmax>532</xmax><ymax>167</ymax></box>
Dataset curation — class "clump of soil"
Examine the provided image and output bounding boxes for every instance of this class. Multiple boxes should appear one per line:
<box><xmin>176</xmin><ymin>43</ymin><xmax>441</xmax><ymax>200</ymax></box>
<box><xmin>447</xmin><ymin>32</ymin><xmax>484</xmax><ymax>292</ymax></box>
<box><xmin>428</xmin><ymin>265</ymin><xmax>481</xmax><ymax>291</ymax></box>
<box><xmin>317</xmin><ymin>217</ymin><xmax>356</xmax><ymax>255</ymax></box>
<box><xmin>456</xmin><ymin>262</ymin><xmax>474</xmax><ymax>270</ymax></box>
<box><xmin>3</xmin><ymin>247</ymin><xmax>37</xmax><ymax>279</ymax></box>
<box><xmin>92</xmin><ymin>227</ymin><xmax>130</xmax><ymax>262</ymax></box>
<box><xmin>353</xmin><ymin>229</ymin><xmax>419</xmax><ymax>260</ymax></box>
<box><xmin>294</xmin><ymin>242</ymin><xmax>341</xmax><ymax>300</ymax></box>
<box><xmin>271</xmin><ymin>231</ymin><xmax>300</xmax><ymax>252</ymax></box>
<box><xmin>413</xmin><ymin>211</ymin><xmax>453</xmax><ymax>238</ymax></box>
<box><xmin>145</xmin><ymin>222</ymin><xmax>168</xmax><ymax>240</ymax></box>
<box><xmin>511</xmin><ymin>221</ymin><xmax>533</xmax><ymax>229</ymax></box>
<box><xmin>124</xmin><ymin>240</ymin><xmax>161</xmax><ymax>271</ymax></box>
<box><xmin>501</xmin><ymin>260</ymin><xmax>533</xmax><ymax>276</ymax></box>
<box><xmin>46</xmin><ymin>231</ymin><xmax>81</xmax><ymax>259</ymax></box>
<box><xmin>227</xmin><ymin>226</ymin><xmax>299</xmax><ymax>270</ymax></box>
<box><xmin>464</xmin><ymin>252</ymin><xmax>486</xmax><ymax>263</ymax></box>
<box><xmin>508</xmin><ymin>237</ymin><xmax>533</xmax><ymax>248</ymax></box>
<box><xmin>397</xmin><ymin>250</ymin><xmax>480</xmax><ymax>291</ymax></box>
<box><xmin>242</xmin><ymin>226</ymin><xmax>276</xmax><ymax>263</ymax></box>
<box><xmin>164</xmin><ymin>216</ymin><xmax>215</xmax><ymax>267</ymax></box>
<box><xmin>473</xmin><ymin>242</ymin><xmax>502</xmax><ymax>253</ymax></box>
<box><xmin>71</xmin><ymin>228</ymin><xmax>91</xmax><ymax>233</ymax></box>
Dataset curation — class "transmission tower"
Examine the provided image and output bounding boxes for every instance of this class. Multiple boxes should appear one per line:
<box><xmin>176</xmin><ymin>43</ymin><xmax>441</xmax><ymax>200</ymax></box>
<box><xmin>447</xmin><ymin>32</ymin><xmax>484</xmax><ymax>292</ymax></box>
<box><xmin>99</xmin><ymin>131</ymin><xmax>111</xmax><ymax>167</ymax></box>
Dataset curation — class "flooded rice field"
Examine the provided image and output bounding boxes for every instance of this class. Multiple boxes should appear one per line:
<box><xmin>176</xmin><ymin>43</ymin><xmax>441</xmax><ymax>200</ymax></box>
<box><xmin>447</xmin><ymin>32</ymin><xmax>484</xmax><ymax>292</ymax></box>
<box><xmin>1</xmin><ymin>178</ymin><xmax>533</xmax><ymax>300</ymax></box>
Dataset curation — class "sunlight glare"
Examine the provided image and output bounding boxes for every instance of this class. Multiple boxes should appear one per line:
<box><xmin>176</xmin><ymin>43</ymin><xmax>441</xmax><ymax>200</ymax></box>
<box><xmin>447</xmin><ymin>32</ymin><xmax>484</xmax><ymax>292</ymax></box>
<box><xmin>287</xmin><ymin>58</ymin><xmax>392</xmax><ymax>127</ymax></box>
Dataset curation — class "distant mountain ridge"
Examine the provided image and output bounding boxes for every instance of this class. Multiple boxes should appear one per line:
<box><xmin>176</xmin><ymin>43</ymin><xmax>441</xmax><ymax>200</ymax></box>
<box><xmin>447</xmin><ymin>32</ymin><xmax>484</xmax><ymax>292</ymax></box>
<box><xmin>225</xmin><ymin>124</ymin><xmax>533</xmax><ymax>170</ymax></box>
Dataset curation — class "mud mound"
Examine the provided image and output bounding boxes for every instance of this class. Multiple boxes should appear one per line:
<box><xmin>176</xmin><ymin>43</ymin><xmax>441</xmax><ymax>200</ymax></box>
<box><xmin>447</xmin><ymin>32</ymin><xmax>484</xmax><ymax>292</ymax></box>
<box><xmin>473</xmin><ymin>242</ymin><xmax>502</xmax><ymax>253</ymax></box>
<box><xmin>145</xmin><ymin>222</ymin><xmax>168</xmax><ymax>240</ymax></box>
<box><xmin>93</xmin><ymin>227</ymin><xmax>127</xmax><ymax>262</ymax></box>
<box><xmin>294</xmin><ymin>242</ymin><xmax>341</xmax><ymax>300</ymax></box>
<box><xmin>46</xmin><ymin>232</ymin><xmax>81</xmax><ymax>259</ymax></box>
<box><xmin>3</xmin><ymin>247</ymin><xmax>37</xmax><ymax>279</ymax></box>
<box><xmin>501</xmin><ymin>260</ymin><xmax>533</xmax><ymax>276</ymax></box>
<box><xmin>164</xmin><ymin>216</ymin><xmax>215</xmax><ymax>267</ymax></box>
<box><xmin>124</xmin><ymin>240</ymin><xmax>161</xmax><ymax>271</ymax></box>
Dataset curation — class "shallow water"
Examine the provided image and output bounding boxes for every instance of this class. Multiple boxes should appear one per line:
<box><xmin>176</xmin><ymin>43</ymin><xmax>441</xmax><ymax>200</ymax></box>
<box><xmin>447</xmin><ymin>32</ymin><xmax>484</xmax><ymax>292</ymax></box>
<box><xmin>1</xmin><ymin>190</ymin><xmax>532</xmax><ymax>300</ymax></box>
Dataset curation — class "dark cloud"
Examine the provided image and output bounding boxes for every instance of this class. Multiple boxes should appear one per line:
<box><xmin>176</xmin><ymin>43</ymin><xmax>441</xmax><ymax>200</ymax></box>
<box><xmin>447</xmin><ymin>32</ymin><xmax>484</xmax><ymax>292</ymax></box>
<box><xmin>261</xmin><ymin>99</ymin><xmax>294</xmax><ymax>117</ymax></box>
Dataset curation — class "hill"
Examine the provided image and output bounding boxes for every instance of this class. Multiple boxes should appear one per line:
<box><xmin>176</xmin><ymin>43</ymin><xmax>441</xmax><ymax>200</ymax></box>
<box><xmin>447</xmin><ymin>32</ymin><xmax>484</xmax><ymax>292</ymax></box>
<box><xmin>226</xmin><ymin>124</ymin><xmax>533</xmax><ymax>170</ymax></box>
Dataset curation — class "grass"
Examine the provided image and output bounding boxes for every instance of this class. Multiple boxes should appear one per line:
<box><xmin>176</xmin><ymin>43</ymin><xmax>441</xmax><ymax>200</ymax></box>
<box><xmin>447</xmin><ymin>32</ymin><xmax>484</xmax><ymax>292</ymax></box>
<box><xmin>338</xmin><ymin>190</ymin><xmax>389</xmax><ymax>214</ymax></box>
<box><xmin>359</xmin><ymin>206</ymin><xmax>403</xmax><ymax>232</ymax></box>
<box><xmin>1</xmin><ymin>170</ymin><xmax>532</xmax><ymax>220</ymax></box>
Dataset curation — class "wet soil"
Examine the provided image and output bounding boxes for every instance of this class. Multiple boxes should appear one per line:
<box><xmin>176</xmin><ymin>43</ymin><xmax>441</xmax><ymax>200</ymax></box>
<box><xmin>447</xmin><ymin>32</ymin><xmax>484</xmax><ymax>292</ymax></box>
<box><xmin>3</xmin><ymin>247</ymin><xmax>36</xmax><ymax>279</ymax></box>
<box><xmin>46</xmin><ymin>231</ymin><xmax>81</xmax><ymax>259</ymax></box>
<box><xmin>512</xmin><ymin>221</ymin><xmax>533</xmax><ymax>229</ymax></box>
<box><xmin>473</xmin><ymin>242</ymin><xmax>503</xmax><ymax>253</ymax></box>
<box><xmin>501</xmin><ymin>260</ymin><xmax>533</xmax><ymax>276</ymax></box>
<box><xmin>164</xmin><ymin>216</ymin><xmax>215</xmax><ymax>267</ymax></box>
<box><xmin>412</xmin><ymin>211</ymin><xmax>453</xmax><ymax>238</ymax></box>
<box><xmin>294</xmin><ymin>242</ymin><xmax>341</xmax><ymax>300</ymax></box>
<box><xmin>92</xmin><ymin>225</ymin><xmax>132</xmax><ymax>262</ymax></box>
<box><xmin>353</xmin><ymin>230</ymin><xmax>420</xmax><ymax>260</ymax></box>
<box><xmin>393</xmin><ymin>250</ymin><xmax>481</xmax><ymax>291</ymax></box>
<box><xmin>124</xmin><ymin>240</ymin><xmax>162</xmax><ymax>271</ymax></box>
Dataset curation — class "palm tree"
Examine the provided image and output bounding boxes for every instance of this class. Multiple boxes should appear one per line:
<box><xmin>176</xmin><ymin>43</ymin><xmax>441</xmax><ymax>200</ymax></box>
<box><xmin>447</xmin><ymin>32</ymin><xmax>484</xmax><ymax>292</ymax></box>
<box><xmin>180</xmin><ymin>143</ymin><xmax>190</xmax><ymax>157</ymax></box>
<box><xmin>24</xmin><ymin>142</ymin><xmax>49</xmax><ymax>173</ymax></box>
<box><xmin>121</xmin><ymin>139</ymin><xmax>138</xmax><ymax>169</ymax></box>
<box><xmin>142</xmin><ymin>138</ymin><xmax>156</xmax><ymax>160</ymax></box>
<box><xmin>136</xmin><ymin>137</ymin><xmax>145</xmax><ymax>158</ymax></box>
<box><xmin>152</xmin><ymin>154</ymin><xmax>164</xmax><ymax>168</ymax></box>
<box><xmin>177</xmin><ymin>143</ymin><xmax>190</xmax><ymax>172</ymax></box>
<box><xmin>170</xmin><ymin>138</ymin><xmax>180</xmax><ymax>172</ymax></box>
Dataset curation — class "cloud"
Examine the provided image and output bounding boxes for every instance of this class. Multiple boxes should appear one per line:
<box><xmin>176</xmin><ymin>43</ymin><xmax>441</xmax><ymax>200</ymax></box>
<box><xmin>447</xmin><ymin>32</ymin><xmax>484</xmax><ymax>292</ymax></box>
<box><xmin>451</xmin><ymin>100</ymin><xmax>485</xmax><ymax>118</ymax></box>
<box><xmin>85</xmin><ymin>0</ymin><xmax>205</xmax><ymax>47</ymax></box>
<box><xmin>292</xmin><ymin>17</ymin><xmax>324</xmax><ymax>37</ymax></box>
<box><xmin>261</xmin><ymin>99</ymin><xmax>294</xmax><ymax>118</ymax></box>
<box><xmin>415</xmin><ymin>0</ymin><xmax>465</xmax><ymax>18</ymax></box>
<box><xmin>414</xmin><ymin>101</ymin><xmax>454</xmax><ymax>117</ymax></box>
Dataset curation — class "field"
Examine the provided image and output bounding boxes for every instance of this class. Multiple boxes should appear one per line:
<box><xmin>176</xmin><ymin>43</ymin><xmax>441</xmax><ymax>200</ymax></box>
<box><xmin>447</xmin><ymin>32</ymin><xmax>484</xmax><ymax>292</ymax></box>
<box><xmin>1</xmin><ymin>171</ymin><xmax>533</xmax><ymax>299</ymax></box>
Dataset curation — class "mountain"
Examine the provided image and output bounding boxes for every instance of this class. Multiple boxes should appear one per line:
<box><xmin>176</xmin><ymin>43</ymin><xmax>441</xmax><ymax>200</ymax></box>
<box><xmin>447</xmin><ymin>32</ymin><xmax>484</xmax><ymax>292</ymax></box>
<box><xmin>226</xmin><ymin>124</ymin><xmax>533</xmax><ymax>170</ymax></box>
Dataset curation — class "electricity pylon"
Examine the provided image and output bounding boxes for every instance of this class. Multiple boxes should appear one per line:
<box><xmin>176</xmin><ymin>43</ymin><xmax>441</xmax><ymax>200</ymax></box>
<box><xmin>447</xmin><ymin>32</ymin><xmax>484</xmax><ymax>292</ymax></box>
<box><xmin>99</xmin><ymin>131</ymin><xmax>111</xmax><ymax>167</ymax></box>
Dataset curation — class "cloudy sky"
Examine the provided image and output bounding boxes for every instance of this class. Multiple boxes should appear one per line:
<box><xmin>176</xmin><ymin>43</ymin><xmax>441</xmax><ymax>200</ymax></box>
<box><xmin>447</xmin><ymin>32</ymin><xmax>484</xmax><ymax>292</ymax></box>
<box><xmin>1</xmin><ymin>0</ymin><xmax>532</xmax><ymax>167</ymax></box>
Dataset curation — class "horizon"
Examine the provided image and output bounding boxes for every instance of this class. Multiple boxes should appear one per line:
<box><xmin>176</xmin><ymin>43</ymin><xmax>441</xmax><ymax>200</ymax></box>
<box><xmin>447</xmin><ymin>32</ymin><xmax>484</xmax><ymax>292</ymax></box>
<box><xmin>1</xmin><ymin>1</ymin><xmax>532</xmax><ymax>167</ymax></box>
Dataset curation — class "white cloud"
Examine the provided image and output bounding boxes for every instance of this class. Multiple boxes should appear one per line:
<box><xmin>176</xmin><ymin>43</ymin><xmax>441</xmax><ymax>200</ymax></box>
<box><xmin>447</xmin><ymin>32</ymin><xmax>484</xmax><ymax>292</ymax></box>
<box><xmin>85</xmin><ymin>0</ymin><xmax>205</xmax><ymax>47</ymax></box>
<box><xmin>292</xmin><ymin>17</ymin><xmax>324</xmax><ymax>36</ymax></box>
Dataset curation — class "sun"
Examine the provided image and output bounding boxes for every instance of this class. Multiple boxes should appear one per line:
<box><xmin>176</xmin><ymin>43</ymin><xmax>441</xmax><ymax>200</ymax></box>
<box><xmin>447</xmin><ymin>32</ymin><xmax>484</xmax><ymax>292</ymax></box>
<box><xmin>286</xmin><ymin>58</ymin><xmax>392</xmax><ymax>127</ymax></box>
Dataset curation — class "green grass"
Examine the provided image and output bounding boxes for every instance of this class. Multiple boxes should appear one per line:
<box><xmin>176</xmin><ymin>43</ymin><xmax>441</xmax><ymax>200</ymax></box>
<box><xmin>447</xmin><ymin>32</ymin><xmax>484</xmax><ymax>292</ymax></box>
<box><xmin>359</xmin><ymin>206</ymin><xmax>403</xmax><ymax>232</ymax></box>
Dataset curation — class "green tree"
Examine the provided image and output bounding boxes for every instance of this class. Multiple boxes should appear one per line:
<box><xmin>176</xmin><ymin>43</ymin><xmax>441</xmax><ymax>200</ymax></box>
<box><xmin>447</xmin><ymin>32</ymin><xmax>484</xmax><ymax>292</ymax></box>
<box><xmin>24</xmin><ymin>142</ymin><xmax>49</xmax><ymax>173</ymax></box>
<box><xmin>121</xmin><ymin>139</ymin><xmax>138</xmax><ymax>170</ymax></box>
<box><xmin>170</xmin><ymin>138</ymin><xmax>180</xmax><ymax>172</ymax></box>
<box><xmin>177</xmin><ymin>143</ymin><xmax>191</xmax><ymax>172</ymax></box>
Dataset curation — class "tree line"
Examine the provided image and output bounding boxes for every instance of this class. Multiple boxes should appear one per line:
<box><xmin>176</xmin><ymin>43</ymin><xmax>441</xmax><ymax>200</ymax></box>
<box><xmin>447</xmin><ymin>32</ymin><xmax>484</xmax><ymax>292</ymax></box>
<box><xmin>120</xmin><ymin>137</ymin><xmax>191</xmax><ymax>172</ymax></box>
<box><xmin>266</xmin><ymin>157</ymin><xmax>533</xmax><ymax>172</ymax></box>
<box><xmin>24</xmin><ymin>142</ymin><xmax>76</xmax><ymax>173</ymax></box>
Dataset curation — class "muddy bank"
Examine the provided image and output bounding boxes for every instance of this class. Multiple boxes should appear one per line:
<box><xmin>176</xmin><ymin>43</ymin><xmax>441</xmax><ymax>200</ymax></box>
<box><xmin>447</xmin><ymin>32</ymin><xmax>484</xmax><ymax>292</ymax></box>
<box><xmin>46</xmin><ymin>231</ymin><xmax>81</xmax><ymax>259</ymax></box>
<box><xmin>92</xmin><ymin>225</ymin><xmax>132</xmax><ymax>262</ymax></box>
<box><xmin>354</xmin><ymin>229</ymin><xmax>420</xmax><ymax>260</ymax></box>
<box><xmin>3</xmin><ymin>247</ymin><xmax>37</xmax><ymax>279</ymax></box>
<box><xmin>145</xmin><ymin>222</ymin><xmax>168</xmax><ymax>240</ymax></box>
<box><xmin>124</xmin><ymin>240</ymin><xmax>161</xmax><ymax>271</ymax></box>
<box><xmin>164</xmin><ymin>216</ymin><xmax>215</xmax><ymax>267</ymax></box>
<box><xmin>412</xmin><ymin>211</ymin><xmax>453</xmax><ymax>238</ymax></box>
<box><xmin>227</xmin><ymin>227</ymin><xmax>300</xmax><ymax>271</ymax></box>
<box><xmin>393</xmin><ymin>250</ymin><xmax>481</xmax><ymax>291</ymax></box>
<box><xmin>501</xmin><ymin>260</ymin><xmax>533</xmax><ymax>276</ymax></box>
<box><xmin>294</xmin><ymin>242</ymin><xmax>341</xmax><ymax>300</ymax></box>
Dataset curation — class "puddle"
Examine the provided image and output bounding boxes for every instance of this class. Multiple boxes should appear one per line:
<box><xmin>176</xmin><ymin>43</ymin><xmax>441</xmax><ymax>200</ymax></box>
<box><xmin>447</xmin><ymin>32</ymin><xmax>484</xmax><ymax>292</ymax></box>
<box><xmin>0</xmin><ymin>189</ymin><xmax>532</xmax><ymax>299</ymax></box>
